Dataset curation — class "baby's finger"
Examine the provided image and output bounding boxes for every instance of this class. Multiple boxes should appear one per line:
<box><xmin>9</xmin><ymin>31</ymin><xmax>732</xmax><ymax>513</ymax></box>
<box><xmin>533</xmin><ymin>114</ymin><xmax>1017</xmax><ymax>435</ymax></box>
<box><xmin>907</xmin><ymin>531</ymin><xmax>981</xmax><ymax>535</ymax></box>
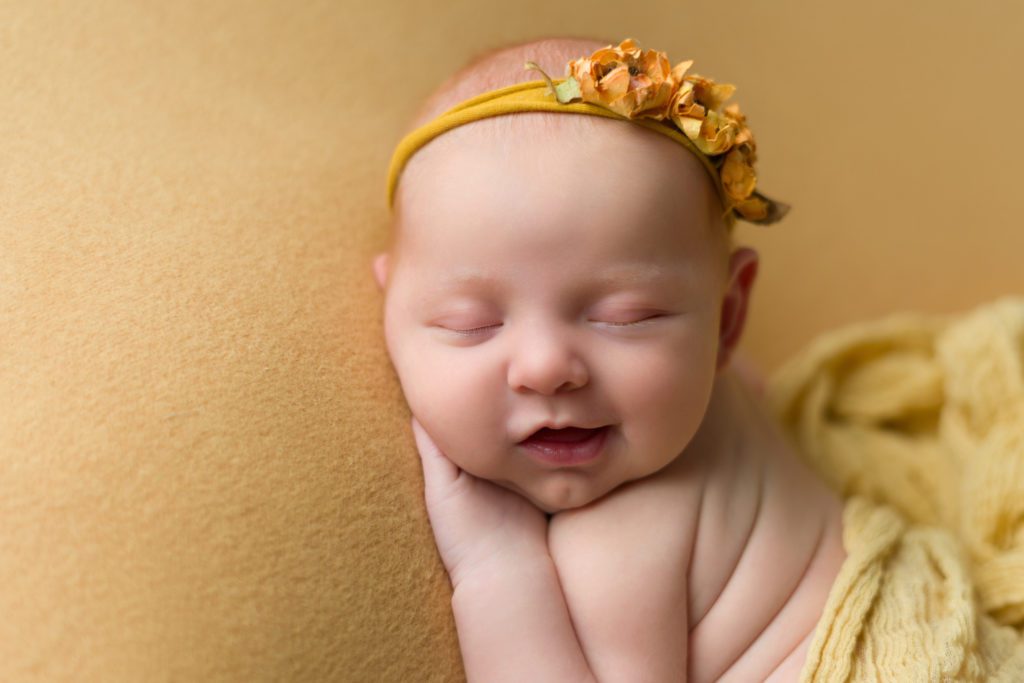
<box><xmin>410</xmin><ymin>416</ymin><xmax>460</xmax><ymax>491</ymax></box>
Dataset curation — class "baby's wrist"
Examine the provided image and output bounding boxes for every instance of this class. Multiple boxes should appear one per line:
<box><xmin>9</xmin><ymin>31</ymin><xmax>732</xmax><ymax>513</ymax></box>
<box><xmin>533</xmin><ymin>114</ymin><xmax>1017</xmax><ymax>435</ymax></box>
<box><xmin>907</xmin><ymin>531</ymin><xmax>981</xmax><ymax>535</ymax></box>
<box><xmin>451</xmin><ymin>547</ymin><xmax>554</xmax><ymax>597</ymax></box>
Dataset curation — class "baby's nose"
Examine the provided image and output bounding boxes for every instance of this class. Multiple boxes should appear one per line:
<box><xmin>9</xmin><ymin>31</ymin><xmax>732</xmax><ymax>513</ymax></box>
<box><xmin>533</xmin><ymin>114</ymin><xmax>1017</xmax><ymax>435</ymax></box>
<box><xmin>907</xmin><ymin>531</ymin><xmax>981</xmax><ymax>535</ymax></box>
<box><xmin>506</xmin><ymin>330</ymin><xmax>588</xmax><ymax>395</ymax></box>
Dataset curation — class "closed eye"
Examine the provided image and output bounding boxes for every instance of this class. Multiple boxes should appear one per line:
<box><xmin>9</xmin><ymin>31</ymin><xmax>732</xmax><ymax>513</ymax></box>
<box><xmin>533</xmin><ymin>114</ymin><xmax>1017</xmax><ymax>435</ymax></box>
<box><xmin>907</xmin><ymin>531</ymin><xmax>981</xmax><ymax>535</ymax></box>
<box><xmin>446</xmin><ymin>323</ymin><xmax>503</xmax><ymax>336</ymax></box>
<box><xmin>594</xmin><ymin>314</ymin><xmax>666</xmax><ymax>327</ymax></box>
<box><xmin>437</xmin><ymin>314</ymin><xmax>670</xmax><ymax>336</ymax></box>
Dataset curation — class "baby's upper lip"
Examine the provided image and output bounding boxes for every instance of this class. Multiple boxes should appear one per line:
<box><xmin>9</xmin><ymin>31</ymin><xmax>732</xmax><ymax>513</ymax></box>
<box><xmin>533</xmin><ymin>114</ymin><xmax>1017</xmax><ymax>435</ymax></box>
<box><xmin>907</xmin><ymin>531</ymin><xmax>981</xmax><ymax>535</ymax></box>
<box><xmin>516</xmin><ymin>421</ymin><xmax>610</xmax><ymax>444</ymax></box>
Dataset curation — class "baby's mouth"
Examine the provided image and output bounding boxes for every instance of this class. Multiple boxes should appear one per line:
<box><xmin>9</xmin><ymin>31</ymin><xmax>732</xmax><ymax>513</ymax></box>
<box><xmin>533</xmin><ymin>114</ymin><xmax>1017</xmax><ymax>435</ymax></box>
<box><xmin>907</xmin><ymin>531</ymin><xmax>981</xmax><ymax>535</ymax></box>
<box><xmin>518</xmin><ymin>425</ymin><xmax>611</xmax><ymax>466</ymax></box>
<box><xmin>521</xmin><ymin>426</ymin><xmax>607</xmax><ymax>444</ymax></box>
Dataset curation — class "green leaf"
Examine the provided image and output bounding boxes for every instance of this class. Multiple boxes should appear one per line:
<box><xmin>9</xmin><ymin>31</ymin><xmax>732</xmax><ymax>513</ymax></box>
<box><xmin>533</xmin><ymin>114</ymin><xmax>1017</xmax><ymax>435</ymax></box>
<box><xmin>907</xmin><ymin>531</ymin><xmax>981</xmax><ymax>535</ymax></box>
<box><xmin>523</xmin><ymin>61</ymin><xmax>581</xmax><ymax>104</ymax></box>
<box><xmin>554</xmin><ymin>76</ymin><xmax>581</xmax><ymax>104</ymax></box>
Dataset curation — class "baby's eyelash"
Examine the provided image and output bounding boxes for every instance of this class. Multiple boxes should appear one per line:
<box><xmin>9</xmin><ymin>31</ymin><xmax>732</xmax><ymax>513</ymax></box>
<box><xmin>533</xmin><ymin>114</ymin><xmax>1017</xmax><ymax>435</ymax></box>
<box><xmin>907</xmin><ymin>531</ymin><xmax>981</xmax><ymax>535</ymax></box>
<box><xmin>443</xmin><ymin>315</ymin><xmax>665</xmax><ymax>336</ymax></box>
<box><xmin>598</xmin><ymin>315</ymin><xmax>663</xmax><ymax>327</ymax></box>
<box><xmin>450</xmin><ymin>323</ymin><xmax>503</xmax><ymax>336</ymax></box>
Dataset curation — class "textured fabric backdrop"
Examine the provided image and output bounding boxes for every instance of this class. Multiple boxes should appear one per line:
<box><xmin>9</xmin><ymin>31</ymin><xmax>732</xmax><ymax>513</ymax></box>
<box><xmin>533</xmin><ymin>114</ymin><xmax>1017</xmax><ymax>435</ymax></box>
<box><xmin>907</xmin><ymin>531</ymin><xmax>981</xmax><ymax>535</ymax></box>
<box><xmin>1</xmin><ymin>1</ymin><xmax>1021</xmax><ymax>680</ymax></box>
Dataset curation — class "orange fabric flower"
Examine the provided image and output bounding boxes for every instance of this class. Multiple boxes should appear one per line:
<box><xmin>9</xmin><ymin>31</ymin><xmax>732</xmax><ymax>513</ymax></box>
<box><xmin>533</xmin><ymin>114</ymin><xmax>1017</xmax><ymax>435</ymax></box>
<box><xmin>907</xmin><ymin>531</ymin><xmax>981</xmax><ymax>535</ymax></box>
<box><xmin>693</xmin><ymin>109</ymin><xmax>740</xmax><ymax>156</ymax></box>
<box><xmin>567</xmin><ymin>38</ymin><xmax>677</xmax><ymax>120</ymax></box>
<box><xmin>721</xmin><ymin>145</ymin><xmax>757</xmax><ymax>202</ymax></box>
<box><xmin>667</xmin><ymin>79</ymin><xmax>705</xmax><ymax>140</ymax></box>
<box><xmin>722</xmin><ymin>147</ymin><xmax>771</xmax><ymax>221</ymax></box>
<box><xmin>723</xmin><ymin>103</ymin><xmax>754</xmax><ymax>150</ymax></box>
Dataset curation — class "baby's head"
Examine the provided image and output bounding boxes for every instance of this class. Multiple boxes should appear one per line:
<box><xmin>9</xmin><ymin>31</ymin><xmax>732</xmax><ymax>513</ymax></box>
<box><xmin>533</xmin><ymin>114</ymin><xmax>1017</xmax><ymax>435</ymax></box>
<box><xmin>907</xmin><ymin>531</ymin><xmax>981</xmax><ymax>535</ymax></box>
<box><xmin>375</xmin><ymin>37</ymin><xmax>761</xmax><ymax>513</ymax></box>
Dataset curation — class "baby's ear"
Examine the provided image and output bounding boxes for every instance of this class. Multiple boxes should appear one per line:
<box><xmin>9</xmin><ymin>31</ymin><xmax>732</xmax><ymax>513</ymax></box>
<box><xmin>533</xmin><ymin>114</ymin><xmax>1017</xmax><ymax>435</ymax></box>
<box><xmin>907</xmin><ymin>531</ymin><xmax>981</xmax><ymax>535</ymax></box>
<box><xmin>372</xmin><ymin>252</ymin><xmax>390</xmax><ymax>291</ymax></box>
<box><xmin>716</xmin><ymin>247</ymin><xmax>759</xmax><ymax>372</ymax></box>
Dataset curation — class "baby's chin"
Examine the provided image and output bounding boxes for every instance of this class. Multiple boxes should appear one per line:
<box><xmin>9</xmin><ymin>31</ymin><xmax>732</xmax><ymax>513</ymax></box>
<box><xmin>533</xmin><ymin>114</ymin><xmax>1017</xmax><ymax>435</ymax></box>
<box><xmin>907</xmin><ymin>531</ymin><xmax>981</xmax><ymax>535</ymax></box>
<box><xmin>508</xmin><ymin>477</ymin><xmax>617</xmax><ymax>515</ymax></box>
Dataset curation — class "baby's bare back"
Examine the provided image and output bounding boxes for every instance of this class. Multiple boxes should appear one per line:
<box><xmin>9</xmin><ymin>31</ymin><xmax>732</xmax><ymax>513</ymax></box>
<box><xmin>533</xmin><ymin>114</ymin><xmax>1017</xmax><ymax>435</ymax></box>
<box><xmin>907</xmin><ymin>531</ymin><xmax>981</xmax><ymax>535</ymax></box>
<box><xmin>548</xmin><ymin>368</ymin><xmax>848</xmax><ymax>682</ymax></box>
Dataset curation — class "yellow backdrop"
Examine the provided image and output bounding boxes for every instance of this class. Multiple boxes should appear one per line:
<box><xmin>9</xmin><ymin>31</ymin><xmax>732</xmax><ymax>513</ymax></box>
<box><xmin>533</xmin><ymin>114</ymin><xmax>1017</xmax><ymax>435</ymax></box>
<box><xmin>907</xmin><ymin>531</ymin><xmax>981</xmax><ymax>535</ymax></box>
<box><xmin>1</xmin><ymin>1</ymin><xmax>1021</xmax><ymax>680</ymax></box>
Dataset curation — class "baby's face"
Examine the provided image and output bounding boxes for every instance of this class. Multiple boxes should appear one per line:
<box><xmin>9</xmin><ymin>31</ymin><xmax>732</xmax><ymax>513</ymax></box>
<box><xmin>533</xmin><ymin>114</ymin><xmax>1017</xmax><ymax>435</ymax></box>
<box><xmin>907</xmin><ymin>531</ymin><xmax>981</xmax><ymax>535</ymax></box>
<box><xmin>378</xmin><ymin>118</ymin><xmax>737</xmax><ymax>513</ymax></box>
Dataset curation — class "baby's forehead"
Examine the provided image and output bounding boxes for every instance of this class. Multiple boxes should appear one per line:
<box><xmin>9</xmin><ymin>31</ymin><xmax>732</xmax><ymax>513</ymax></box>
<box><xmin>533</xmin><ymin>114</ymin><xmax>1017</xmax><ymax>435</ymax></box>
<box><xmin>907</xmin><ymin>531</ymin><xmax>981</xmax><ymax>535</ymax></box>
<box><xmin>398</xmin><ymin>113</ymin><xmax>723</xmax><ymax>233</ymax></box>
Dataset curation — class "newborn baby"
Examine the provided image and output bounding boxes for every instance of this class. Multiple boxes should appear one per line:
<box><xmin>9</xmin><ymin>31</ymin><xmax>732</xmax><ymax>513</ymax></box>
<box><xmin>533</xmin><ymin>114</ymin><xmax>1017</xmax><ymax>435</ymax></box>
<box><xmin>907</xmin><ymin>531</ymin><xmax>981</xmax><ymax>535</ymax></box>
<box><xmin>373</xmin><ymin>37</ymin><xmax>848</xmax><ymax>682</ymax></box>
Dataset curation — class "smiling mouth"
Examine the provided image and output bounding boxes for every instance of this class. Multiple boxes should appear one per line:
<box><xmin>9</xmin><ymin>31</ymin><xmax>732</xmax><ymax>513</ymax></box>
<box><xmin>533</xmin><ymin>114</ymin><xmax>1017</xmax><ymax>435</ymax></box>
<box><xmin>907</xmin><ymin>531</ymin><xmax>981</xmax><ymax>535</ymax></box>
<box><xmin>522</xmin><ymin>426</ymin><xmax>605</xmax><ymax>443</ymax></box>
<box><xmin>518</xmin><ymin>425</ymin><xmax>610</xmax><ymax>465</ymax></box>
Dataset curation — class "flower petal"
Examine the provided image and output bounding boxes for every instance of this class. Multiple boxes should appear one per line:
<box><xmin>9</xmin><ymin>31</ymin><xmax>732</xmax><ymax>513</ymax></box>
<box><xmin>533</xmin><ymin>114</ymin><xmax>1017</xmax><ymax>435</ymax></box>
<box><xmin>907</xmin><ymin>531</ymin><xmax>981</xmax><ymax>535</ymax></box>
<box><xmin>720</xmin><ymin>147</ymin><xmax>758</xmax><ymax>201</ymax></box>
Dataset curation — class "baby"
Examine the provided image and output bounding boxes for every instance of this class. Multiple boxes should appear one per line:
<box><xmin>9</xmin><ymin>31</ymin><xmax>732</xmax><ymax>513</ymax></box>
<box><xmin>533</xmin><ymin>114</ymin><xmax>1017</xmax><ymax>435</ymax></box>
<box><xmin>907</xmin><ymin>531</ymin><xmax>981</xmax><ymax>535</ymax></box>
<box><xmin>373</xmin><ymin>36</ymin><xmax>848</xmax><ymax>682</ymax></box>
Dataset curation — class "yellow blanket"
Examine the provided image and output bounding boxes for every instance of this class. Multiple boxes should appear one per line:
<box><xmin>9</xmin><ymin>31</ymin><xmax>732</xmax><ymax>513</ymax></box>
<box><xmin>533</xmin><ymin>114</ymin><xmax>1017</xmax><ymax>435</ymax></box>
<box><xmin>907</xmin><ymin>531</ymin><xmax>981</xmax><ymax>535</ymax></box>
<box><xmin>766</xmin><ymin>296</ymin><xmax>1024</xmax><ymax>681</ymax></box>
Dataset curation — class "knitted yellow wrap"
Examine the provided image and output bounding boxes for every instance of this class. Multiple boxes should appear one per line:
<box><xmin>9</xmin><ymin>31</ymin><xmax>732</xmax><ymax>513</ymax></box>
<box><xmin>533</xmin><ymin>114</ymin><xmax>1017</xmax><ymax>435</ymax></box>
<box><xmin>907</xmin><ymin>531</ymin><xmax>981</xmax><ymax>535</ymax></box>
<box><xmin>767</xmin><ymin>296</ymin><xmax>1024</xmax><ymax>680</ymax></box>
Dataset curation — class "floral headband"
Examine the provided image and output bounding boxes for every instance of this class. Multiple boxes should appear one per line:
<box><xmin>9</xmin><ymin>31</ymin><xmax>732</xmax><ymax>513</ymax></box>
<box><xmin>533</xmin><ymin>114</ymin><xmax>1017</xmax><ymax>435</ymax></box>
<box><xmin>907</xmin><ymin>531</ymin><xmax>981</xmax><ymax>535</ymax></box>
<box><xmin>386</xmin><ymin>38</ymin><xmax>790</xmax><ymax>226</ymax></box>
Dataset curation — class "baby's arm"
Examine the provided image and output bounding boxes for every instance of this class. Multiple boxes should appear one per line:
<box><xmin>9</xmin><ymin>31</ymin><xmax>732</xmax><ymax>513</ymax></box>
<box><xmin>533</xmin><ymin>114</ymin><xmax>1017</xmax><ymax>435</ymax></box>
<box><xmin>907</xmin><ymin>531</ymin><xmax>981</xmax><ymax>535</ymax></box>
<box><xmin>548</xmin><ymin>462</ymin><xmax>697</xmax><ymax>682</ymax></box>
<box><xmin>451</xmin><ymin>553</ymin><xmax>596</xmax><ymax>683</ymax></box>
<box><xmin>411</xmin><ymin>418</ymin><xmax>597</xmax><ymax>683</ymax></box>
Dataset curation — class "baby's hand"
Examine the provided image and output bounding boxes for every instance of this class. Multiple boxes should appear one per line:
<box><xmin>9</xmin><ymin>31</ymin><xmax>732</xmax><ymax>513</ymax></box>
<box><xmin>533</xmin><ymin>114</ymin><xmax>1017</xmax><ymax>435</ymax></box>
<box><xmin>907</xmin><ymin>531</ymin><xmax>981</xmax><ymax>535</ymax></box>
<box><xmin>410</xmin><ymin>417</ymin><xmax>550</xmax><ymax>590</ymax></box>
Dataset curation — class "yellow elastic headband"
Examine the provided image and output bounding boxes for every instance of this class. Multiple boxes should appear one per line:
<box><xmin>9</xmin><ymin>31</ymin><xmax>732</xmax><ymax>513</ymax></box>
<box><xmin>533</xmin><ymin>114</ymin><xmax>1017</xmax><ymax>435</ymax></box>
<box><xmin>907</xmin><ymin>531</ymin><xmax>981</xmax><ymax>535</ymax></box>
<box><xmin>385</xmin><ymin>38</ymin><xmax>790</xmax><ymax>226</ymax></box>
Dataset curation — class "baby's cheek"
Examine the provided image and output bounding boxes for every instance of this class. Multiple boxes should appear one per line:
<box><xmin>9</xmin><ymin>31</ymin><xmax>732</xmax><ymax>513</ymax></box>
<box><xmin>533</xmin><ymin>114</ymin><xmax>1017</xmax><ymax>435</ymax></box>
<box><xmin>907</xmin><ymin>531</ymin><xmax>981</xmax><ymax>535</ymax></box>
<box><xmin>612</xmin><ymin>343</ymin><xmax>710</xmax><ymax>402</ymax></box>
<box><xmin>399</xmin><ymin>347</ymin><xmax>504</xmax><ymax>464</ymax></box>
<box><xmin>608</xmin><ymin>343</ymin><xmax>715</xmax><ymax>440</ymax></box>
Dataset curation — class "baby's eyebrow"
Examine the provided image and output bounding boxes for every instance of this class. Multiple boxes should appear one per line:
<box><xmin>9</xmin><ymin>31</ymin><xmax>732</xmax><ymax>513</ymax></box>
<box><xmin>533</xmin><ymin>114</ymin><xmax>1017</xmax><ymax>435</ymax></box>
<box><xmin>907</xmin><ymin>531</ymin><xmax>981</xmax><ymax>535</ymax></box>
<box><xmin>427</xmin><ymin>264</ymin><xmax>689</xmax><ymax>294</ymax></box>
<box><xmin>590</xmin><ymin>265</ymin><xmax>690</xmax><ymax>288</ymax></box>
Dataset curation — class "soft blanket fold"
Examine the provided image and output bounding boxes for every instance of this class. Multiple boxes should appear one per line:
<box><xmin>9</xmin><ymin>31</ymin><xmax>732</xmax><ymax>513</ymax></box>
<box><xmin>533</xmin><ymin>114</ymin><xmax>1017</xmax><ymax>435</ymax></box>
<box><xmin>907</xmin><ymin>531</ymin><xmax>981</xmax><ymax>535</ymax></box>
<box><xmin>766</xmin><ymin>296</ymin><xmax>1024</xmax><ymax>681</ymax></box>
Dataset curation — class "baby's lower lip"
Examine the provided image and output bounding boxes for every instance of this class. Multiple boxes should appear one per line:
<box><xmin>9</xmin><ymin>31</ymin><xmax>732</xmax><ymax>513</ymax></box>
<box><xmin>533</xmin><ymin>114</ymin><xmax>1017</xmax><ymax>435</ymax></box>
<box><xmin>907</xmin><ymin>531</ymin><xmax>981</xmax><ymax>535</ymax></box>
<box><xmin>518</xmin><ymin>426</ymin><xmax>610</xmax><ymax>466</ymax></box>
